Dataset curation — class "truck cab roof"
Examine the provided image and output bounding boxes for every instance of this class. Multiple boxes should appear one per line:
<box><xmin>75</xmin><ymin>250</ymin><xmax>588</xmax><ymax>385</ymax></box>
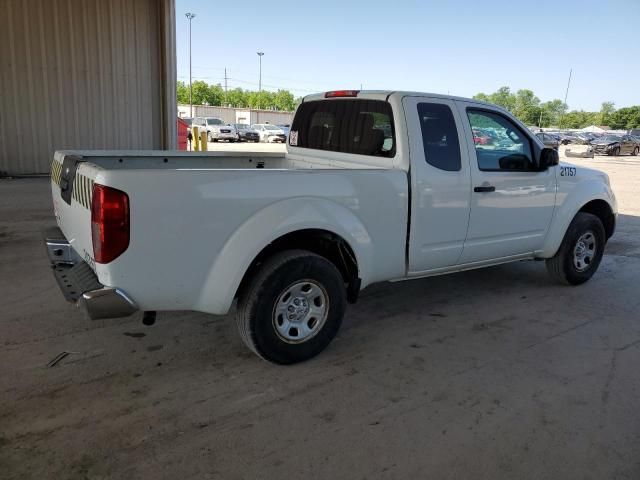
<box><xmin>302</xmin><ymin>90</ymin><xmax>499</xmax><ymax>110</ymax></box>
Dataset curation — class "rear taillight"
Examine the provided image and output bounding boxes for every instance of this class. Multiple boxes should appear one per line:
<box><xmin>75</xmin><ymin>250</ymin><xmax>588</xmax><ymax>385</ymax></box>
<box><xmin>325</xmin><ymin>90</ymin><xmax>359</xmax><ymax>98</ymax></box>
<box><xmin>91</xmin><ymin>184</ymin><xmax>129</xmax><ymax>264</ymax></box>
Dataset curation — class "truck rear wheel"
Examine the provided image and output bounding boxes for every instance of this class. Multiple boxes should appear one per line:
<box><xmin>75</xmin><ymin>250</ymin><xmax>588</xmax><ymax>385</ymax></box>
<box><xmin>236</xmin><ymin>250</ymin><xmax>347</xmax><ymax>364</ymax></box>
<box><xmin>546</xmin><ymin>212</ymin><xmax>605</xmax><ymax>285</ymax></box>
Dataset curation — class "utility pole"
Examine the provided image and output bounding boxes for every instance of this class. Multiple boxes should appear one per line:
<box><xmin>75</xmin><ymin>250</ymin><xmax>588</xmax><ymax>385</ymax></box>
<box><xmin>185</xmin><ymin>13</ymin><xmax>196</xmax><ymax>117</ymax></box>
<box><xmin>559</xmin><ymin>68</ymin><xmax>572</xmax><ymax>129</ymax></box>
<box><xmin>224</xmin><ymin>67</ymin><xmax>228</xmax><ymax>106</ymax></box>
<box><xmin>257</xmin><ymin>51</ymin><xmax>264</xmax><ymax>109</ymax></box>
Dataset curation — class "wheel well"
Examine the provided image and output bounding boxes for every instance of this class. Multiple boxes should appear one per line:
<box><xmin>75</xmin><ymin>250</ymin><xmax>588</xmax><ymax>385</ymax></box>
<box><xmin>579</xmin><ymin>200</ymin><xmax>615</xmax><ymax>239</ymax></box>
<box><xmin>236</xmin><ymin>229</ymin><xmax>360</xmax><ymax>301</ymax></box>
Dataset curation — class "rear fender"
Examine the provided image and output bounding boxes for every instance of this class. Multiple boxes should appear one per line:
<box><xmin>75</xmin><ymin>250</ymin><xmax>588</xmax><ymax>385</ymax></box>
<box><xmin>196</xmin><ymin>197</ymin><xmax>374</xmax><ymax>314</ymax></box>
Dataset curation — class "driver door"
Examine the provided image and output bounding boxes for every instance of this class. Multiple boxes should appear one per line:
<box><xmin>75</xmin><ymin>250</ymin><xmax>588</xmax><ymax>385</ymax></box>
<box><xmin>455</xmin><ymin>102</ymin><xmax>557</xmax><ymax>263</ymax></box>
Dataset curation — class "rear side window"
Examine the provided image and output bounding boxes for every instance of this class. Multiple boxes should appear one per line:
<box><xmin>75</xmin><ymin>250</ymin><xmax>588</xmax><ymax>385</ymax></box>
<box><xmin>417</xmin><ymin>103</ymin><xmax>461</xmax><ymax>171</ymax></box>
<box><xmin>290</xmin><ymin>99</ymin><xmax>395</xmax><ymax>157</ymax></box>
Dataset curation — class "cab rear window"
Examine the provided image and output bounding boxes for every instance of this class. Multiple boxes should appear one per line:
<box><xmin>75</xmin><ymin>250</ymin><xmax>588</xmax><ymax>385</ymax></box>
<box><xmin>290</xmin><ymin>99</ymin><xmax>395</xmax><ymax>157</ymax></box>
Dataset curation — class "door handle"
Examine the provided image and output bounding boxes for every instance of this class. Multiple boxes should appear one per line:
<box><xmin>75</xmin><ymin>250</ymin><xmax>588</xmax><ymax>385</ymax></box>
<box><xmin>474</xmin><ymin>185</ymin><xmax>495</xmax><ymax>193</ymax></box>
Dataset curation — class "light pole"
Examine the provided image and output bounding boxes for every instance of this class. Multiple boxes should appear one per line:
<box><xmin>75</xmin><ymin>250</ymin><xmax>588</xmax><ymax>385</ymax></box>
<box><xmin>257</xmin><ymin>51</ymin><xmax>264</xmax><ymax>109</ymax></box>
<box><xmin>185</xmin><ymin>13</ymin><xmax>196</xmax><ymax>117</ymax></box>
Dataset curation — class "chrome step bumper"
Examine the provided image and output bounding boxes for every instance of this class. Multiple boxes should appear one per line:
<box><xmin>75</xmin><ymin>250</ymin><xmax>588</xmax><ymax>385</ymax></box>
<box><xmin>44</xmin><ymin>227</ymin><xmax>137</xmax><ymax>320</ymax></box>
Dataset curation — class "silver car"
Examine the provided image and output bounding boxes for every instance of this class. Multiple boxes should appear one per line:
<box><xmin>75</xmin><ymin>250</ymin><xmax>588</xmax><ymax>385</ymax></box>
<box><xmin>193</xmin><ymin>117</ymin><xmax>238</xmax><ymax>142</ymax></box>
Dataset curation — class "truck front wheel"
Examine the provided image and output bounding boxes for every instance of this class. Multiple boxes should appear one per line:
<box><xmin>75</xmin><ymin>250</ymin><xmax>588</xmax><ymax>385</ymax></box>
<box><xmin>236</xmin><ymin>250</ymin><xmax>347</xmax><ymax>364</ymax></box>
<box><xmin>546</xmin><ymin>212</ymin><xmax>606</xmax><ymax>285</ymax></box>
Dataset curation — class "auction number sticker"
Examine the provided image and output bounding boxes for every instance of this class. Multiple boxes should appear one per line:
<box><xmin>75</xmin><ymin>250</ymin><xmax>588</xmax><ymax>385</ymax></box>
<box><xmin>560</xmin><ymin>166</ymin><xmax>576</xmax><ymax>177</ymax></box>
<box><xmin>290</xmin><ymin>130</ymin><xmax>298</xmax><ymax>146</ymax></box>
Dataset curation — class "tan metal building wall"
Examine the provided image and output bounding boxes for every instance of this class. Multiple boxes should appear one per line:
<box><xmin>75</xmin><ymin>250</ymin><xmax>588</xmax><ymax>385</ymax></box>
<box><xmin>0</xmin><ymin>0</ymin><xmax>176</xmax><ymax>175</ymax></box>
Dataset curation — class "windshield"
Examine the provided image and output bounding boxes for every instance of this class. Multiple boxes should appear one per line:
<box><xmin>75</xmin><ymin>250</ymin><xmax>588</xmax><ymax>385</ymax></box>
<box><xmin>264</xmin><ymin>125</ymin><xmax>280</xmax><ymax>130</ymax></box>
<box><xmin>600</xmin><ymin>135</ymin><xmax>621</xmax><ymax>142</ymax></box>
<box><xmin>206</xmin><ymin>118</ymin><xmax>224</xmax><ymax>125</ymax></box>
<box><xmin>183</xmin><ymin>118</ymin><xmax>192</xmax><ymax>125</ymax></box>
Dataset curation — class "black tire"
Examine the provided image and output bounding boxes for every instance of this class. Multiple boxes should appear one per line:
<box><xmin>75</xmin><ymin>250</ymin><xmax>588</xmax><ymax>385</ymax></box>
<box><xmin>614</xmin><ymin>147</ymin><xmax>621</xmax><ymax>156</ymax></box>
<box><xmin>212</xmin><ymin>138</ymin><xmax>218</xmax><ymax>143</ymax></box>
<box><xmin>546</xmin><ymin>212</ymin><xmax>606</xmax><ymax>285</ymax></box>
<box><xmin>632</xmin><ymin>147</ymin><xmax>639</xmax><ymax>156</ymax></box>
<box><xmin>236</xmin><ymin>250</ymin><xmax>347</xmax><ymax>364</ymax></box>
<box><xmin>229</xmin><ymin>139</ymin><xmax>235</xmax><ymax>143</ymax></box>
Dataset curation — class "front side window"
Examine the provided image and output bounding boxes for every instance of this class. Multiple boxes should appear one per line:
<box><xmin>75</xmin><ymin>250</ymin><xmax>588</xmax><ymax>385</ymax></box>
<box><xmin>417</xmin><ymin>103</ymin><xmax>461</xmax><ymax>171</ymax></box>
<box><xmin>467</xmin><ymin>109</ymin><xmax>534</xmax><ymax>172</ymax></box>
<box><xmin>207</xmin><ymin>118</ymin><xmax>224</xmax><ymax>125</ymax></box>
<box><xmin>290</xmin><ymin>99</ymin><xmax>395</xmax><ymax>157</ymax></box>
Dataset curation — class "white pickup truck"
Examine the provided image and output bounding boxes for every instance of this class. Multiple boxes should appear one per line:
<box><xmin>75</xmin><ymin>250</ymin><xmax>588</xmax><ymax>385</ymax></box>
<box><xmin>46</xmin><ymin>90</ymin><xmax>617</xmax><ymax>364</ymax></box>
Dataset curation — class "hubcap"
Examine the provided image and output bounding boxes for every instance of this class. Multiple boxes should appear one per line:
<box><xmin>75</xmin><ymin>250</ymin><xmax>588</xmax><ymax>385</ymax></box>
<box><xmin>273</xmin><ymin>280</ymin><xmax>329</xmax><ymax>343</ymax></box>
<box><xmin>573</xmin><ymin>231</ymin><xmax>597</xmax><ymax>272</ymax></box>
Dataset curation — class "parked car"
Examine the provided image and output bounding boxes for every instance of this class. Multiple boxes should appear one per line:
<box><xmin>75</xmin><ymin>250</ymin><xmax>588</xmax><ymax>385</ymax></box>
<box><xmin>472</xmin><ymin>128</ymin><xmax>492</xmax><ymax>145</ymax></box>
<box><xmin>251</xmin><ymin>123</ymin><xmax>287</xmax><ymax>143</ymax></box>
<box><xmin>535</xmin><ymin>132</ymin><xmax>560</xmax><ymax>150</ymax></box>
<box><xmin>233</xmin><ymin>124</ymin><xmax>260</xmax><ymax>142</ymax></box>
<box><xmin>591</xmin><ymin>135</ymin><xmax>639</xmax><ymax>156</ymax></box>
<box><xmin>277</xmin><ymin>124</ymin><xmax>291</xmax><ymax>138</ymax></box>
<box><xmin>573</xmin><ymin>132</ymin><xmax>598</xmax><ymax>144</ymax></box>
<box><xmin>558</xmin><ymin>132</ymin><xmax>584</xmax><ymax>144</ymax></box>
<box><xmin>192</xmin><ymin>117</ymin><xmax>237</xmax><ymax>142</ymax></box>
<box><xmin>46</xmin><ymin>90</ymin><xmax>617</xmax><ymax>364</ymax></box>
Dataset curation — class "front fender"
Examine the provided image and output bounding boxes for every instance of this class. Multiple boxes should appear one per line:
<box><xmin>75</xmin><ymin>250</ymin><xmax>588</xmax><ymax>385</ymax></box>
<box><xmin>196</xmin><ymin>197</ymin><xmax>376</xmax><ymax>314</ymax></box>
<box><xmin>539</xmin><ymin>177</ymin><xmax>617</xmax><ymax>258</ymax></box>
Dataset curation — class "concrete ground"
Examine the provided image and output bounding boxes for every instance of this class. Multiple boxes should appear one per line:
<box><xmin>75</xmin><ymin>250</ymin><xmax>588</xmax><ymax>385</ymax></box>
<box><xmin>1</xmin><ymin>149</ymin><xmax>640</xmax><ymax>479</ymax></box>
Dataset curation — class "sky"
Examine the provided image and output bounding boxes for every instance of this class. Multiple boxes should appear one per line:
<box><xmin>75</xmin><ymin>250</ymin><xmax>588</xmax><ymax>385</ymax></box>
<box><xmin>176</xmin><ymin>0</ymin><xmax>640</xmax><ymax>111</ymax></box>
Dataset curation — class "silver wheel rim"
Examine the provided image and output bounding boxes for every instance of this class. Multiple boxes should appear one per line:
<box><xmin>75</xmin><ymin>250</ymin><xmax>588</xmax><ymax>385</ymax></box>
<box><xmin>272</xmin><ymin>280</ymin><xmax>329</xmax><ymax>344</ymax></box>
<box><xmin>573</xmin><ymin>231</ymin><xmax>597</xmax><ymax>272</ymax></box>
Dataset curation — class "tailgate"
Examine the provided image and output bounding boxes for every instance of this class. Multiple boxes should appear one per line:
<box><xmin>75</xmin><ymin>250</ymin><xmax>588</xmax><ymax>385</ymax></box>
<box><xmin>51</xmin><ymin>152</ymin><xmax>98</xmax><ymax>269</ymax></box>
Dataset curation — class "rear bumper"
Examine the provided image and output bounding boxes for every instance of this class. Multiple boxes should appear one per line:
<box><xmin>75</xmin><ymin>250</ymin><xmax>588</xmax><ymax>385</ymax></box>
<box><xmin>44</xmin><ymin>227</ymin><xmax>137</xmax><ymax>320</ymax></box>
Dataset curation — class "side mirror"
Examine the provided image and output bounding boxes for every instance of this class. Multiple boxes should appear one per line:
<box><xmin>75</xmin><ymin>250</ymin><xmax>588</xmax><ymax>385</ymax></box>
<box><xmin>539</xmin><ymin>147</ymin><xmax>559</xmax><ymax>170</ymax></box>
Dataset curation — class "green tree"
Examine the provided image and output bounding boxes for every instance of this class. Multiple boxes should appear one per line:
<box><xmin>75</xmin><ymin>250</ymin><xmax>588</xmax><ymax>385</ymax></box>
<box><xmin>209</xmin><ymin>84</ymin><xmax>224</xmax><ymax>105</ymax></box>
<box><xmin>472</xmin><ymin>92</ymin><xmax>491</xmax><ymax>103</ymax></box>
<box><xmin>598</xmin><ymin>101</ymin><xmax>616</xmax><ymax>126</ymax></box>
<box><xmin>176</xmin><ymin>81</ymin><xmax>189</xmax><ymax>104</ymax></box>
<box><xmin>273</xmin><ymin>90</ymin><xmax>296</xmax><ymax>111</ymax></box>
<box><xmin>514</xmin><ymin>89</ymin><xmax>541</xmax><ymax>125</ymax></box>
<box><xmin>226</xmin><ymin>88</ymin><xmax>248</xmax><ymax>107</ymax></box>
<box><xmin>539</xmin><ymin>99</ymin><xmax>567</xmax><ymax>127</ymax></box>
<box><xmin>191</xmin><ymin>80</ymin><xmax>211</xmax><ymax>105</ymax></box>
<box><xmin>474</xmin><ymin>87</ymin><xmax>516</xmax><ymax>111</ymax></box>
<box><xmin>177</xmin><ymin>81</ymin><xmax>305</xmax><ymax>111</ymax></box>
<box><xmin>609</xmin><ymin>106</ymin><xmax>640</xmax><ymax>129</ymax></box>
<box><xmin>561</xmin><ymin>110</ymin><xmax>597</xmax><ymax>129</ymax></box>
<box><xmin>247</xmin><ymin>90</ymin><xmax>275</xmax><ymax>109</ymax></box>
<box><xmin>490</xmin><ymin>86</ymin><xmax>517</xmax><ymax>112</ymax></box>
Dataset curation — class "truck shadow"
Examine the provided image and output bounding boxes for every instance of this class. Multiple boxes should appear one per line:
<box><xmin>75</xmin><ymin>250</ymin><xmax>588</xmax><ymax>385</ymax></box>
<box><xmin>337</xmin><ymin>212</ymin><xmax>640</xmax><ymax>353</ymax></box>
